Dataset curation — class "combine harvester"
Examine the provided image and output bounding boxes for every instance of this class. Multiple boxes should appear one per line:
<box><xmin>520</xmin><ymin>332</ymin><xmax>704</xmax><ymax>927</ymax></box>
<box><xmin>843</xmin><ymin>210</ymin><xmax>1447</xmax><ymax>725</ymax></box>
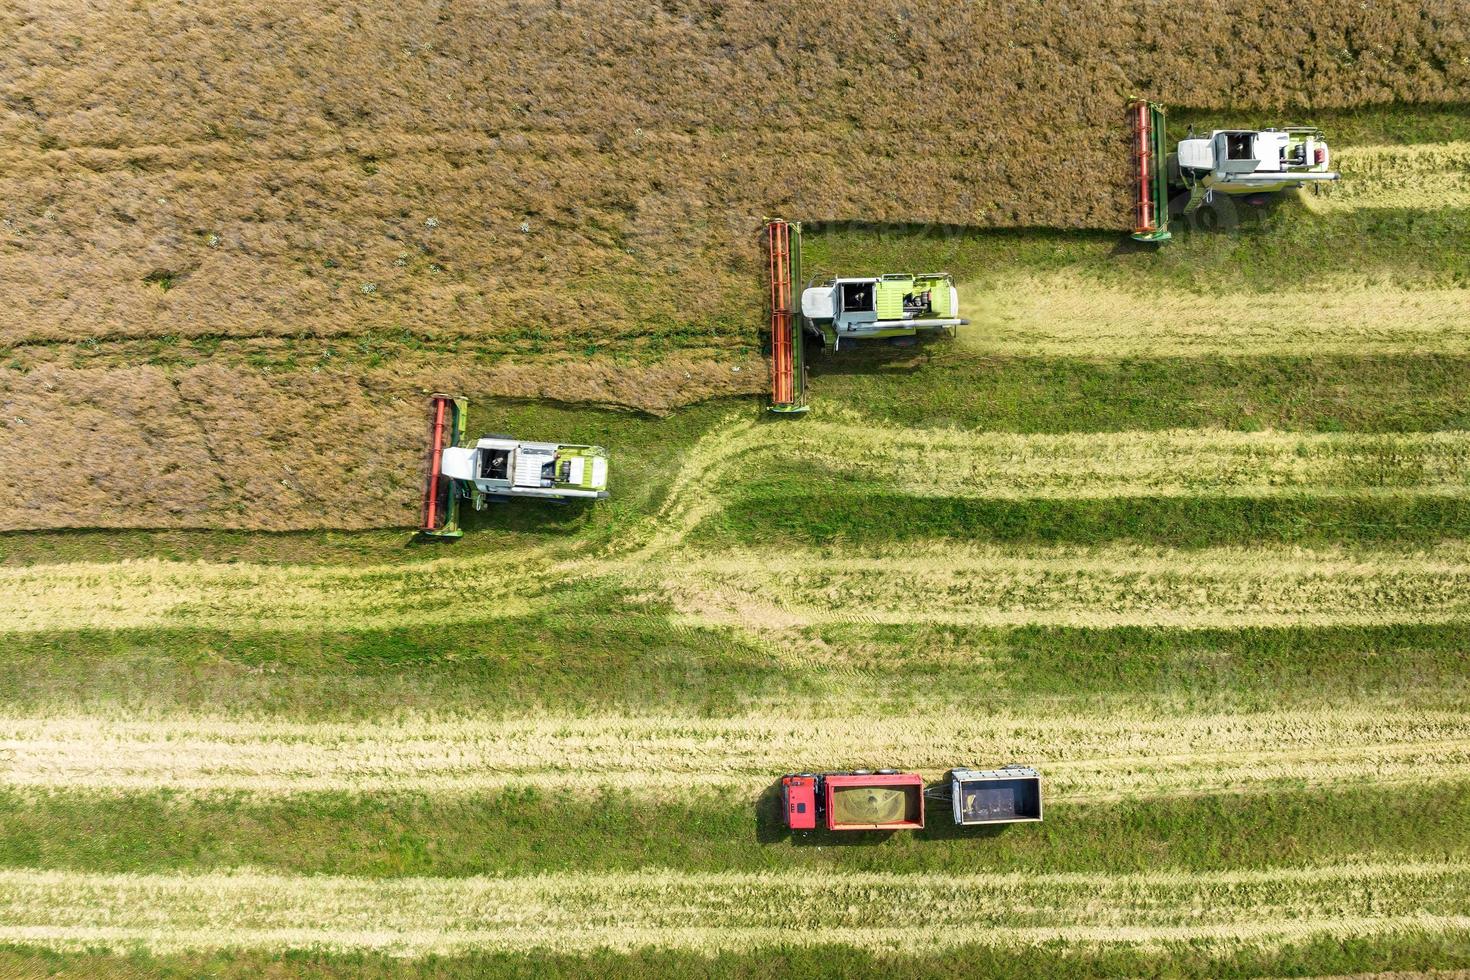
<box><xmin>765</xmin><ymin>219</ymin><xmax>969</xmax><ymax>413</ymax></box>
<box><xmin>1129</xmin><ymin>98</ymin><xmax>1340</xmax><ymax>242</ymax></box>
<box><xmin>780</xmin><ymin>766</ymin><xmax>1042</xmax><ymax>832</ymax></box>
<box><xmin>419</xmin><ymin>394</ymin><xmax>609</xmax><ymax>539</ymax></box>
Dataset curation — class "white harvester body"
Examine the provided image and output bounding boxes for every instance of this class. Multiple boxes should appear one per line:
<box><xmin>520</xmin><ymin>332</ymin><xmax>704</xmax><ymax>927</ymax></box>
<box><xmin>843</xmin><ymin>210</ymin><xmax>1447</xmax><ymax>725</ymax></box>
<box><xmin>1175</xmin><ymin>128</ymin><xmax>1339</xmax><ymax>195</ymax></box>
<box><xmin>800</xmin><ymin>273</ymin><xmax>967</xmax><ymax>350</ymax></box>
<box><xmin>442</xmin><ymin>438</ymin><xmax>608</xmax><ymax>500</ymax></box>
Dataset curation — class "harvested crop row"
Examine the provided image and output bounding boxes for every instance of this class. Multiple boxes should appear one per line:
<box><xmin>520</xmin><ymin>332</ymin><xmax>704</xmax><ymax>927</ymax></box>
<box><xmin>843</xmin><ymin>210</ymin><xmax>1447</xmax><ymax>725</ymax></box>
<box><xmin>0</xmin><ymin>547</ymin><xmax>561</xmax><ymax>633</ymax></box>
<box><xmin>652</xmin><ymin>542</ymin><xmax>1470</xmax><ymax>632</ymax></box>
<box><xmin>5</xmin><ymin>538</ymin><xmax>1470</xmax><ymax>635</ymax></box>
<box><xmin>956</xmin><ymin>275</ymin><xmax>1470</xmax><ymax>356</ymax></box>
<box><xmin>1309</xmin><ymin>141</ymin><xmax>1470</xmax><ymax>212</ymax></box>
<box><xmin>0</xmin><ymin>706</ymin><xmax>1462</xmax><ymax>801</ymax></box>
<box><xmin>620</xmin><ymin>418</ymin><xmax>1470</xmax><ymax>559</ymax></box>
<box><xmin>0</xmin><ymin>861</ymin><xmax>1465</xmax><ymax>956</ymax></box>
<box><xmin>730</xmin><ymin>417</ymin><xmax>1470</xmax><ymax>499</ymax></box>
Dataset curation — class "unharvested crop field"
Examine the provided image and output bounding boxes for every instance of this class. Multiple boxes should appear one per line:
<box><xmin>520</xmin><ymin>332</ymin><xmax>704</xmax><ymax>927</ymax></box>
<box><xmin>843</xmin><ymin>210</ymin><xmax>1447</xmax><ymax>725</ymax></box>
<box><xmin>4</xmin><ymin>3</ymin><xmax>1470</xmax><ymax>977</ymax></box>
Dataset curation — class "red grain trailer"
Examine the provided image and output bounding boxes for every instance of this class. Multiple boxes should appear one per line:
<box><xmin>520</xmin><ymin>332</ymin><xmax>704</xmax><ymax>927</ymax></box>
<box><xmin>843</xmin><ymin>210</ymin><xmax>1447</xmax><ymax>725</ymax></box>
<box><xmin>781</xmin><ymin>771</ymin><xmax>925</xmax><ymax>831</ymax></box>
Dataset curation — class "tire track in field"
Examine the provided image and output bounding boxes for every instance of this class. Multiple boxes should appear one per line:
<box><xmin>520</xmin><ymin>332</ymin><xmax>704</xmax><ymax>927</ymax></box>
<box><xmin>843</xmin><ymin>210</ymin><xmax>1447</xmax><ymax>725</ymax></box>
<box><xmin>0</xmin><ymin>707</ymin><xmax>1463</xmax><ymax>801</ymax></box>
<box><xmin>0</xmin><ymin>861</ymin><xmax>1465</xmax><ymax>956</ymax></box>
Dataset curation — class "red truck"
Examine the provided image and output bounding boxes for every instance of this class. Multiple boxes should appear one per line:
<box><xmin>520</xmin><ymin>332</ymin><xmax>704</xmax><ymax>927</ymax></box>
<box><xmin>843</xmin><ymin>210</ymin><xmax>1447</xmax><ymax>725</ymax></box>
<box><xmin>781</xmin><ymin>770</ymin><xmax>925</xmax><ymax>831</ymax></box>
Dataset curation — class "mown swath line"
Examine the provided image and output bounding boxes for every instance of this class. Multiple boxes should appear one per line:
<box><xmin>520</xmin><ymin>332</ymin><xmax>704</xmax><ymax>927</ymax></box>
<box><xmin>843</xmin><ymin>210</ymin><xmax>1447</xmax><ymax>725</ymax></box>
<box><xmin>7</xmin><ymin>538</ymin><xmax>1470</xmax><ymax>635</ymax></box>
<box><xmin>1310</xmin><ymin>142</ymin><xmax>1470</xmax><ymax>212</ymax></box>
<box><xmin>656</xmin><ymin>542</ymin><xmax>1470</xmax><ymax>631</ymax></box>
<box><xmin>0</xmin><ymin>862</ymin><xmax>1465</xmax><ymax>956</ymax></box>
<box><xmin>749</xmin><ymin>422</ymin><xmax>1470</xmax><ymax>500</ymax></box>
<box><xmin>0</xmin><ymin>707</ymin><xmax>1462</xmax><ymax>801</ymax></box>
<box><xmin>956</xmin><ymin>274</ymin><xmax>1470</xmax><ymax>356</ymax></box>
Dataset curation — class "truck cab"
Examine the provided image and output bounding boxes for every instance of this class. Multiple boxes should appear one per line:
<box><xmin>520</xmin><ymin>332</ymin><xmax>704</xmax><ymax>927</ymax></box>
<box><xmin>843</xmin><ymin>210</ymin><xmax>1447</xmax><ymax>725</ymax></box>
<box><xmin>781</xmin><ymin>771</ymin><xmax>925</xmax><ymax>831</ymax></box>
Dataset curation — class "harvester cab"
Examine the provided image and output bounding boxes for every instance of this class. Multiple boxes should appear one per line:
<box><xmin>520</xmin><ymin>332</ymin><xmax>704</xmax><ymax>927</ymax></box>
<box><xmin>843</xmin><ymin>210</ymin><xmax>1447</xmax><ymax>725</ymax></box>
<box><xmin>420</xmin><ymin>394</ymin><xmax>609</xmax><ymax>538</ymax></box>
<box><xmin>1129</xmin><ymin>99</ymin><xmax>1340</xmax><ymax>241</ymax></box>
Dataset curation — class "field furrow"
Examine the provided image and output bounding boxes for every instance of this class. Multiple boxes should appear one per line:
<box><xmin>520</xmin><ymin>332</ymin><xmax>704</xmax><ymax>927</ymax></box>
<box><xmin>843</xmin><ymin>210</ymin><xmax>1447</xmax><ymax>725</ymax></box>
<box><xmin>1</xmin><ymin>708</ymin><xmax>1462</xmax><ymax>801</ymax></box>
<box><xmin>956</xmin><ymin>276</ymin><xmax>1470</xmax><ymax>356</ymax></box>
<box><xmin>0</xmin><ymin>862</ymin><xmax>1465</xmax><ymax>956</ymax></box>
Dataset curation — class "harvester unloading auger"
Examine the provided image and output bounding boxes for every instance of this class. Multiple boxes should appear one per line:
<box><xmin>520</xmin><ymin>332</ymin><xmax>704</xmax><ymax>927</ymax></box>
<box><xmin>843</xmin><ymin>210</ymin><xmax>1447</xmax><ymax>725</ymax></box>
<box><xmin>765</xmin><ymin>219</ymin><xmax>969</xmax><ymax>413</ymax></box>
<box><xmin>1129</xmin><ymin>98</ymin><xmax>1340</xmax><ymax>242</ymax></box>
<box><xmin>419</xmin><ymin>394</ymin><xmax>609</xmax><ymax>538</ymax></box>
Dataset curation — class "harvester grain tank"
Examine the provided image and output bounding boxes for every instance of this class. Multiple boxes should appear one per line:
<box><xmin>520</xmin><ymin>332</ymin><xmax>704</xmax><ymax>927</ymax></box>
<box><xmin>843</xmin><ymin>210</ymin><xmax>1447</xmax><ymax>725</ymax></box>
<box><xmin>781</xmin><ymin>771</ymin><xmax>925</xmax><ymax>831</ymax></box>
<box><xmin>420</xmin><ymin>394</ymin><xmax>609</xmax><ymax>538</ymax></box>
<box><xmin>1129</xmin><ymin>99</ymin><xmax>1340</xmax><ymax>241</ymax></box>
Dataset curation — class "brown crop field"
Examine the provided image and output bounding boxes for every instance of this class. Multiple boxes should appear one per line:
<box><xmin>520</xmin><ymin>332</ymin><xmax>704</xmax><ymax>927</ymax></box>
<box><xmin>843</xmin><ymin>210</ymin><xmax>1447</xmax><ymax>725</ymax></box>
<box><xmin>2</xmin><ymin>0</ymin><xmax>1465</xmax><ymax>352</ymax></box>
<box><xmin>3</xmin><ymin>0</ymin><xmax>1469</xmax><ymax>531</ymax></box>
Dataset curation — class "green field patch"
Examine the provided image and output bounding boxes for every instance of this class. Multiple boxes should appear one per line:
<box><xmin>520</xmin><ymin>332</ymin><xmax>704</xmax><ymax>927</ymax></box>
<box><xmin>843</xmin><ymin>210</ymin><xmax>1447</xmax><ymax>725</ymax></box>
<box><xmin>809</xmin><ymin>353</ymin><xmax>1470</xmax><ymax>434</ymax></box>
<box><xmin>3</xmin><ymin>611</ymin><xmax>1466</xmax><ymax>719</ymax></box>
<box><xmin>0</xmin><ymin>783</ymin><xmax>1464</xmax><ymax>880</ymax></box>
<box><xmin>700</xmin><ymin>489</ymin><xmax>1470</xmax><ymax>550</ymax></box>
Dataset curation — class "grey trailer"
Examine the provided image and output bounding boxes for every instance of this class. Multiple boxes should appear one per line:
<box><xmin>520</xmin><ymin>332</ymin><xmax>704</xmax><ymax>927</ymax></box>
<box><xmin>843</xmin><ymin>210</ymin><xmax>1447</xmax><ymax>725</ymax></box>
<box><xmin>950</xmin><ymin>766</ymin><xmax>1042</xmax><ymax>826</ymax></box>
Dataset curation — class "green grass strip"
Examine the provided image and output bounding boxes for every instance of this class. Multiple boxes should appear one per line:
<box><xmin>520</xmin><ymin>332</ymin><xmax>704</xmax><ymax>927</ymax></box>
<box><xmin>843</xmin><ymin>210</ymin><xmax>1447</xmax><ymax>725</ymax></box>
<box><xmin>701</xmin><ymin>492</ymin><xmax>1470</xmax><ymax>549</ymax></box>
<box><xmin>0</xmin><ymin>782</ymin><xmax>1464</xmax><ymax>879</ymax></box>
<box><xmin>1</xmin><ymin>619</ymin><xmax>1464</xmax><ymax>717</ymax></box>
<box><xmin>810</xmin><ymin>353</ymin><xmax>1470</xmax><ymax>433</ymax></box>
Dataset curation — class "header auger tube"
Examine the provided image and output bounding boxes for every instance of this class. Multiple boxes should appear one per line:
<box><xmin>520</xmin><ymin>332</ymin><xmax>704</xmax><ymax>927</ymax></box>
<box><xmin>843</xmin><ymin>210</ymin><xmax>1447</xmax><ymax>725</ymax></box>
<box><xmin>1130</xmin><ymin>98</ymin><xmax>1172</xmax><ymax>243</ymax></box>
<box><xmin>766</xmin><ymin>218</ymin><xmax>809</xmax><ymax>414</ymax></box>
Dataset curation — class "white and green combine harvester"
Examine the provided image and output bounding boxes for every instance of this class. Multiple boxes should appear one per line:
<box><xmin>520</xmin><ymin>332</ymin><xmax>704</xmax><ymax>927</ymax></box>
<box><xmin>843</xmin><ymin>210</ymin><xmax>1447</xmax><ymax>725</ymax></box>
<box><xmin>1129</xmin><ymin>99</ymin><xmax>1340</xmax><ymax>242</ymax></box>
<box><xmin>419</xmin><ymin>394</ymin><xmax>609</xmax><ymax>538</ymax></box>
<box><xmin>766</xmin><ymin>219</ymin><xmax>969</xmax><ymax>413</ymax></box>
<box><xmin>799</xmin><ymin>272</ymin><xmax>968</xmax><ymax>351</ymax></box>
